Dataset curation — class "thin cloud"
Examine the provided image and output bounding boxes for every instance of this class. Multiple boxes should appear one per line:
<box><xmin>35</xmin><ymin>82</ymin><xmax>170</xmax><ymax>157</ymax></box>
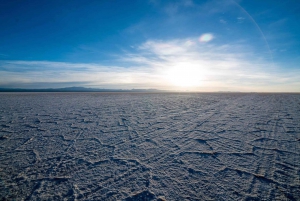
<box><xmin>220</xmin><ymin>19</ymin><xmax>227</xmax><ymax>24</ymax></box>
<box><xmin>237</xmin><ymin>16</ymin><xmax>245</xmax><ymax>23</ymax></box>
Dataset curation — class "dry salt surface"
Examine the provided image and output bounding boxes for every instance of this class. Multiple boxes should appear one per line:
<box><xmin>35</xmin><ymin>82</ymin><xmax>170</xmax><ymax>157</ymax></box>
<box><xmin>0</xmin><ymin>92</ymin><xmax>299</xmax><ymax>201</ymax></box>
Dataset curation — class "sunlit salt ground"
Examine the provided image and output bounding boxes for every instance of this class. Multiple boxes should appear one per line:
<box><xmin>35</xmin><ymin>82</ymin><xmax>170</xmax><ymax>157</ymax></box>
<box><xmin>0</xmin><ymin>93</ymin><xmax>299</xmax><ymax>200</ymax></box>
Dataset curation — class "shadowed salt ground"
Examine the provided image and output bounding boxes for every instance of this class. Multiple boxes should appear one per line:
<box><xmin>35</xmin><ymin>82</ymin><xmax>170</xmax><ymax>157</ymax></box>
<box><xmin>0</xmin><ymin>93</ymin><xmax>299</xmax><ymax>200</ymax></box>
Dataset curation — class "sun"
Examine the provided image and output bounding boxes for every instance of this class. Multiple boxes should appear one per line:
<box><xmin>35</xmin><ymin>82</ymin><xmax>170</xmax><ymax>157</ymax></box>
<box><xmin>164</xmin><ymin>64</ymin><xmax>205</xmax><ymax>88</ymax></box>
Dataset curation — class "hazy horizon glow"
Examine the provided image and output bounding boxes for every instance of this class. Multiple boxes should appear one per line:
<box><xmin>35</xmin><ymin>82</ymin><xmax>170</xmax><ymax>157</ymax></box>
<box><xmin>0</xmin><ymin>0</ymin><xmax>299</xmax><ymax>92</ymax></box>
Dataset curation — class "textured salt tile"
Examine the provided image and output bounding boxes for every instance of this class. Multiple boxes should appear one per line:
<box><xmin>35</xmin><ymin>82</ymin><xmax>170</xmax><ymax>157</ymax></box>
<box><xmin>0</xmin><ymin>93</ymin><xmax>299</xmax><ymax>200</ymax></box>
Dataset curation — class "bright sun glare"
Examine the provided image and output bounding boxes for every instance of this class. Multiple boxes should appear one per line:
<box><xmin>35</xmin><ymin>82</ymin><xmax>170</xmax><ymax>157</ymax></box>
<box><xmin>164</xmin><ymin>64</ymin><xmax>205</xmax><ymax>88</ymax></box>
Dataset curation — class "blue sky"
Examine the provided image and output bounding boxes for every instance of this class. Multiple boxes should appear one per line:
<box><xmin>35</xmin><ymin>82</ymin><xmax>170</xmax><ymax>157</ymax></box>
<box><xmin>0</xmin><ymin>0</ymin><xmax>299</xmax><ymax>91</ymax></box>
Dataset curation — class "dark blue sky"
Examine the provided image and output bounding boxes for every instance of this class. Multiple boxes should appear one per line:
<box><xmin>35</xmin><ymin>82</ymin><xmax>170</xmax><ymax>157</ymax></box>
<box><xmin>0</xmin><ymin>0</ymin><xmax>299</xmax><ymax>91</ymax></box>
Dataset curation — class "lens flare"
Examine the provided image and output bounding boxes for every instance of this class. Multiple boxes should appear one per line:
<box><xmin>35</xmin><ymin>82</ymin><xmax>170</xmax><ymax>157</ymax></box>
<box><xmin>199</xmin><ymin>33</ymin><xmax>214</xmax><ymax>42</ymax></box>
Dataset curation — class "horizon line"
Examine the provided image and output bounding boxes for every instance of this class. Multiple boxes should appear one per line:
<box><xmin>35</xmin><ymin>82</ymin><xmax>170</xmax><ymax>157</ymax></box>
<box><xmin>0</xmin><ymin>86</ymin><xmax>299</xmax><ymax>93</ymax></box>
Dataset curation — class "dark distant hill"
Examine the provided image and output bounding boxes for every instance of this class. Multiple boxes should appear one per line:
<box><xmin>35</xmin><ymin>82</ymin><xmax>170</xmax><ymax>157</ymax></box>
<box><xmin>0</xmin><ymin>87</ymin><xmax>165</xmax><ymax>92</ymax></box>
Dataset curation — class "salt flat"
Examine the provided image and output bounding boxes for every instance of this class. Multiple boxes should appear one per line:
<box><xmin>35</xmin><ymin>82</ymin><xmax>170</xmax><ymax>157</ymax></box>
<box><xmin>0</xmin><ymin>93</ymin><xmax>299</xmax><ymax>200</ymax></box>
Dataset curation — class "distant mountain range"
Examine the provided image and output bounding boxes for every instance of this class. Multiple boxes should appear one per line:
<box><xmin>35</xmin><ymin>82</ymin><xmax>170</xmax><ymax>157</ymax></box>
<box><xmin>0</xmin><ymin>87</ymin><xmax>165</xmax><ymax>92</ymax></box>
